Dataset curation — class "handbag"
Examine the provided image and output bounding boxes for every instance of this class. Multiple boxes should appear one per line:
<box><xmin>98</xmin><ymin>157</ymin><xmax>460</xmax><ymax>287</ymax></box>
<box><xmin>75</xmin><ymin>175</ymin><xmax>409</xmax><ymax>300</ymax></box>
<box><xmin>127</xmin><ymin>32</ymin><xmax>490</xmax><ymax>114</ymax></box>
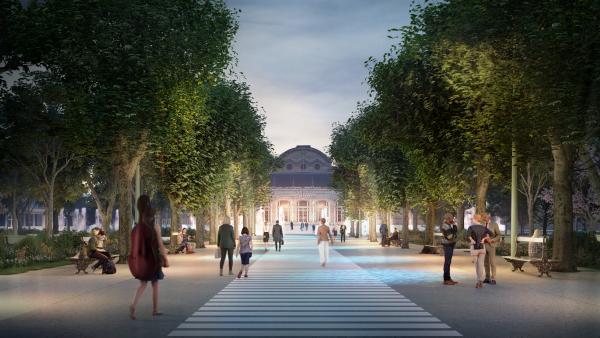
<box><xmin>281</xmin><ymin>239</ymin><xmax>284</xmax><ymax>245</ymax></box>
<box><xmin>214</xmin><ymin>248</ymin><xmax>221</xmax><ymax>259</ymax></box>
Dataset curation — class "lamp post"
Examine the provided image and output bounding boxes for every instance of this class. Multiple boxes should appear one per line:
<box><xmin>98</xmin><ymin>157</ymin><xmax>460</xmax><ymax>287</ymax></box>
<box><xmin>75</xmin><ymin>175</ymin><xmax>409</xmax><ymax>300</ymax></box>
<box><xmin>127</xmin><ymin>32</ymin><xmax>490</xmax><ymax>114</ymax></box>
<box><xmin>510</xmin><ymin>142</ymin><xmax>518</xmax><ymax>257</ymax></box>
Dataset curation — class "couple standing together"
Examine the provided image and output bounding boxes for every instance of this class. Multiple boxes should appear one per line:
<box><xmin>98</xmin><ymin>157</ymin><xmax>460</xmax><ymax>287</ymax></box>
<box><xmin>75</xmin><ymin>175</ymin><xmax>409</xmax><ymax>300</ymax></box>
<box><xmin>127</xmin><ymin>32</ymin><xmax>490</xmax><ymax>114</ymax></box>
<box><xmin>441</xmin><ymin>213</ymin><xmax>500</xmax><ymax>288</ymax></box>
<box><xmin>217</xmin><ymin>216</ymin><xmax>253</xmax><ymax>278</ymax></box>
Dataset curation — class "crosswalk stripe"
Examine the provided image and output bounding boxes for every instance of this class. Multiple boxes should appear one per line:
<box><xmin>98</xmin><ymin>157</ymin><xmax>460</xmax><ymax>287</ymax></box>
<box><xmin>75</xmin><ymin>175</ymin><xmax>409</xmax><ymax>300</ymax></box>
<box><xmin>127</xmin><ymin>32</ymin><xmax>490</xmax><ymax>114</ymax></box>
<box><xmin>177</xmin><ymin>323</ymin><xmax>451</xmax><ymax>329</ymax></box>
<box><xmin>169</xmin><ymin>330</ymin><xmax>462</xmax><ymax>337</ymax></box>
<box><xmin>191</xmin><ymin>311</ymin><xmax>432</xmax><ymax>316</ymax></box>
<box><xmin>185</xmin><ymin>317</ymin><xmax>442</xmax><ymax>322</ymax></box>
<box><xmin>168</xmin><ymin>235</ymin><xmax>461</xmax><ymax>337</ymax></box>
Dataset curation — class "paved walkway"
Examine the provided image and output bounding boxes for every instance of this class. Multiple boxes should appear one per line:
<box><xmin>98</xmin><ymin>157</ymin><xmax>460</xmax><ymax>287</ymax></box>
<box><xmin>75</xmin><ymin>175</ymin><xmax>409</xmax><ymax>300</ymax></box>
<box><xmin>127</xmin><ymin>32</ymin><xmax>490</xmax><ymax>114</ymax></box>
<box><xmin>169</xmin><ymin>235</ymin><xmax>461</xmax><ymax>337</ymax></box>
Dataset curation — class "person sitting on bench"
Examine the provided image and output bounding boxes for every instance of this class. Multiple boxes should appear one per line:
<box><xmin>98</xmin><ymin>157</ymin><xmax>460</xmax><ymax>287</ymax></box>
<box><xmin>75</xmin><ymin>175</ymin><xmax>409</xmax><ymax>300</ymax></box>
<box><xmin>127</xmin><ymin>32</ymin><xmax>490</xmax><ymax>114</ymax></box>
<box><xmin>175</xmin><ymin>228</ymin><xmax>189</xmax><ymax>254</ymax></box>
<box><xmin>389</xmin><ymin>229</ymin><xmax>400</xmax><ymax>246</ymax></box>
<box><xmin>89</xmin><ymin>228</ymin><xmax>110</xmax><ymax>272</ymax></box>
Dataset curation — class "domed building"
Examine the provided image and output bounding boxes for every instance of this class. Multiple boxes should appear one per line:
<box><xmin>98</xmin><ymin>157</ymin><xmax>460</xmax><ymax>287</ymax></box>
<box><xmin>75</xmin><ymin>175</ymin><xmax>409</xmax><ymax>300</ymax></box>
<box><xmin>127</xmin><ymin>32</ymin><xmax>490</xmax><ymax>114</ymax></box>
<box><xmin>256</xmin><ymin>145</ymin><xmax>344</xmax><ymax>233</ymax></box>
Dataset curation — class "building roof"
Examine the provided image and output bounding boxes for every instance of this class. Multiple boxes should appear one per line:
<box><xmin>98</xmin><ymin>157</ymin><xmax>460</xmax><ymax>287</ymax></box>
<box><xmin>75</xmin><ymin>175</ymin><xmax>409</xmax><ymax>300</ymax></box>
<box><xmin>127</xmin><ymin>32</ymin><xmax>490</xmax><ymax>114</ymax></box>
<box><xmin>270</xmin><ymin>172</ymin><xmax>332</xmax><ymax>188</ymax></box>
<box><xmin>271</xmin><ymin>145</ymin><xmax>334</xmax><ymax>188</ymax></box>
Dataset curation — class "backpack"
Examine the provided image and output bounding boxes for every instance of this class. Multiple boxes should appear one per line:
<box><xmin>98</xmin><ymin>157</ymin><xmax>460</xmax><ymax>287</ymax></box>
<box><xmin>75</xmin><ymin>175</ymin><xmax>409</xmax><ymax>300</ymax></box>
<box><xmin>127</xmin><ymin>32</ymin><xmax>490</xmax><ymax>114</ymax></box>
<box><xmin>128</xmin><ymin>222</ymin><xmax>160</xmax><ymax>280</ymax></box>
<box><xmin>102</xmin><ymin>259</ymin><xmax>116</xmax><ymax>274</ymax></box>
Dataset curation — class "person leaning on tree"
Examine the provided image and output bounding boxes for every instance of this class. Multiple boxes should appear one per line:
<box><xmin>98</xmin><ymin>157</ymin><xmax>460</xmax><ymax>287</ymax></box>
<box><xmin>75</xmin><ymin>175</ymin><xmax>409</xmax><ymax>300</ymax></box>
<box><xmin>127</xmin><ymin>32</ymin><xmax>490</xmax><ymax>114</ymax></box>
<box><xmin>441</xmin><ymin>213</ymin><xmax>459</xmax><ymax>285</ymax></box>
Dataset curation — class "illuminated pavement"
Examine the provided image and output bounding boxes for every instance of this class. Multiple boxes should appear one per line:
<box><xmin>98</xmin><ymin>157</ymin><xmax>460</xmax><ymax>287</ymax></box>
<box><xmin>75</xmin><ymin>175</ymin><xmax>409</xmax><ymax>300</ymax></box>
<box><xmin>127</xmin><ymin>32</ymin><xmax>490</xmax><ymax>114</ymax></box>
<box><xmin>0</xmin><ymin>234</ymin><xmax>599</xmax><ymax>338</ymax></box>
<box><xmin>168</xmin><ymin>235</ymin><xmax>461</xmax><ymax>337</ymax></box>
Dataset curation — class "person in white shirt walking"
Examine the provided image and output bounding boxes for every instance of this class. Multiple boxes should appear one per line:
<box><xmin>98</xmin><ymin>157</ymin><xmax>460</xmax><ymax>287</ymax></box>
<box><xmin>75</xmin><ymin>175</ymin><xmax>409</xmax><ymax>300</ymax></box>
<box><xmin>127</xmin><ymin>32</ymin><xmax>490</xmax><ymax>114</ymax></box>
<box><xmin>316</xmin><ymin>218</ymin><xmax>333</xmax><ymax>267</ymax></box>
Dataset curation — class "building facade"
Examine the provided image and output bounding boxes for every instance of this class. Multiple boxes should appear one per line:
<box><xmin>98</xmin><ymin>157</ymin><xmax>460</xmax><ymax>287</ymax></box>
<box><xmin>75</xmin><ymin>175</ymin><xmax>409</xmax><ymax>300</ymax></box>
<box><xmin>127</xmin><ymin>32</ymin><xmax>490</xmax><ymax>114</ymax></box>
<box><xmin>255</xmin><ymin>145</ymin><xmax>343</xmax><ymax>233</ymax></box>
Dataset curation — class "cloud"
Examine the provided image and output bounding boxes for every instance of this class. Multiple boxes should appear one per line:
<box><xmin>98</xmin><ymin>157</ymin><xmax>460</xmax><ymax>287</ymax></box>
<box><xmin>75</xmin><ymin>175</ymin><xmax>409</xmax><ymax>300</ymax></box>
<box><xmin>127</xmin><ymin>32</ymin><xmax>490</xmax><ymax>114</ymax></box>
<box><xmin>226</xmin><ymin>0</ymin><xmax>413</xmax><ymax>155</ymax></box>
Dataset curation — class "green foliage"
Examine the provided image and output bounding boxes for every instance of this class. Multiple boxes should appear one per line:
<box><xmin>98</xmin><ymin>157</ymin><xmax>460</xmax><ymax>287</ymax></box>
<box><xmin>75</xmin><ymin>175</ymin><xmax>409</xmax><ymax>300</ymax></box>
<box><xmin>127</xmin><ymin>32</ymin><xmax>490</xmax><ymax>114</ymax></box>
<box><xmin>547</xmin><ymin>232</ymin><xmax>600</xmax><ymax>268</ymax></box>
<box><xmin>0</xmin><ymin>231</ymin><xmax>86</xmax><ymax>269</ymax></box>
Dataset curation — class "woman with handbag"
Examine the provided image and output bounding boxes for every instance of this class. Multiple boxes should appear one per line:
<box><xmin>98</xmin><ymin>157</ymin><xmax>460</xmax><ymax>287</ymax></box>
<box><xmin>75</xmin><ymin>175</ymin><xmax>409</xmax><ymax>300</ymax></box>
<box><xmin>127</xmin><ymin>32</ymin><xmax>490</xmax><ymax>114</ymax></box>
<box><xmin>236</xmin><ymin>227</ymin><xmax>253</xmax><ymax>278</ymax></box>
<box><xmin>129</xmin><ymin>195</ymin><xmax>169</xmax><ymax>320</ymax></box>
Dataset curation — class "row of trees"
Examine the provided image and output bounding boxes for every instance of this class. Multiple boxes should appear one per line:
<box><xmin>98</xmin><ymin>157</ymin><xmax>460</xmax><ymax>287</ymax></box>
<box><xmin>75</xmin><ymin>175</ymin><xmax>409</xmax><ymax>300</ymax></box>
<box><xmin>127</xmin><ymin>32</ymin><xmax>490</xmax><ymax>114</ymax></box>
<box><xmin>0</xmin><ymin>0</ymin><xmax>276</xmax><ymax>261</ymax></box>
<box><xmin>329</xmin><ymin>0</ymin><xmax>600</xmax><ymax>271</ymax></box>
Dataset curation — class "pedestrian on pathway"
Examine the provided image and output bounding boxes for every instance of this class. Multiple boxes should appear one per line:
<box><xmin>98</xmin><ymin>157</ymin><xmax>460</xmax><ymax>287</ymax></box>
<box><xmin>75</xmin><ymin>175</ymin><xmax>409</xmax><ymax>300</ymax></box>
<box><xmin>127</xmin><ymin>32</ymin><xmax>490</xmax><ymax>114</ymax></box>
<box><xmin>290</xmin><ymin>221</ymin><xmax>294</xmax><ymax>231</ymax></box>
<box><xmin>340</xmin><ymin>223</ymin><xmax>347</xmax><ymax>242</ymax></box>
<box><xmin>272</xmin><ymin>220</ymin><xmax>284</xmax><ymax>252</ymax></box>
<box><xmin>317</xmin><ymin>218</ymin><xmax>333</xmax><ymax>267</ymax></box>
<box><xmin>218</xmin><ymin>216</ymin><xmax>236</xmax><ymax>276</ymax></box>
<box><xmin>441</xmin><ymin>213</ymin><xmax>459</xmax><ymax>285</ymax></box>
<box><xmin>312</xmin><ymin>223</ymin><xmax>316</xmax><ymax>233</ymax></box>
<box><xmin>483</xmin><ymin>214</ymin><xmax>501</xmax><ymax>285</ymax></box>
<box><xmin>332</xmin><ymin>225</ymin><xmax>338</xmax><ymax>241</ymax></box>
<box><xmin>379</xmin><ymin>223</ymin><xmax>389</xmax><ymax>247</ymax></box>
<box><xmin>262</xmin><ymin>223</ymin><xmax>270</xmax><ymax>251</ymax></box>
<box><xmin>236</xmin><ymin>227</ymin><xmax>253</xmax><ymax>278</ymax></box>
<box><xmin>468</xmin><ymin>214</ymin><xmax>492</xmax><ymax>288</ymax></box>
<box><xmin>129</xmin><ymin>195</ymin><xmax>169</xmax><ymax>320</ymax></box>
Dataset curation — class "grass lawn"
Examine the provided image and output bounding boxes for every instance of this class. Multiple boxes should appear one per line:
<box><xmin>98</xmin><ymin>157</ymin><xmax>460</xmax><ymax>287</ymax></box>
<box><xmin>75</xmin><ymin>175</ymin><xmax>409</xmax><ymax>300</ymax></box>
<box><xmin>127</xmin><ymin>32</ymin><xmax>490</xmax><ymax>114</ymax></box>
<box><xmin>0</xmin><ymin>260</ymin><xmax>70</xmax><ymax>275</ymax></box>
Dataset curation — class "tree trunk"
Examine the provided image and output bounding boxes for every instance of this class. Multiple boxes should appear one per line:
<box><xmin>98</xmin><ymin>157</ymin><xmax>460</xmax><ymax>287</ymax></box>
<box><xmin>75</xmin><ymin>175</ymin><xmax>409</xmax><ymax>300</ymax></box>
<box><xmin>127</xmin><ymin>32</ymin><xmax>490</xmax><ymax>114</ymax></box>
<box><xmin>11</xmin><ymin>193</ymin><xmax>19</xmax><ymax>235</ymax></box>
<box><xmin>456</xmin><ymin>203</ymin><xmax>465</xmax><ymax>231</ymax></box>
<box><xmin>402</xmin><ymin>201</ymin><xmax>410</xmax><ymax>249</ymax></box>
<box><xmin>551</xmin><ymin>136</ymin><xmax>577</xmax><ymax>272</ymax></box>
<box><xmin>425</xmin><ymin>202</ymin><xmax>436</xmax><ymax>245</ymax></box>
<box><xmin>117</xmin><ymin>175</ymin><xmax>133</xmax><ymax>263</ymax></box>
<box><xmin>195</xmin><ymin>208</ymin><xmax>206</xmax><ymax>249</ymax></box>
<box><xmin>209</xmin><ymin>201</ymin><xmax>218</xmax><ymax>245</ymax></box>
<box><xmin>475</xmin><ymin>166</ymin><xmax>491</xmax><ymax>214</ymax></box>
<box><xmin>412</xmin><ymin>207</ymin><xmax>418</xmax><ymax>231</ymax></box>
<box><xmin>168</xmin><ymin>194</ymin><xmax>179</xmax><ymax>251</ymax></box>
<box><xmin>232</xmin><ymin>203</ymin><xmax>239</xmax><ymax>238</ymax></box>
<box><xmin>368</xmin><ymin>211</ymin><xmax>377</xmax><ymax>242</ymax></box>
<box><xmin>46</xmin><ymin>183</ymin><xmax>55</xmax><ymax>237</ymax></box>
<box><xmin>116</xmin><ymin>137</ymin><xmax>147</xmax><ymax>263</ymax></box>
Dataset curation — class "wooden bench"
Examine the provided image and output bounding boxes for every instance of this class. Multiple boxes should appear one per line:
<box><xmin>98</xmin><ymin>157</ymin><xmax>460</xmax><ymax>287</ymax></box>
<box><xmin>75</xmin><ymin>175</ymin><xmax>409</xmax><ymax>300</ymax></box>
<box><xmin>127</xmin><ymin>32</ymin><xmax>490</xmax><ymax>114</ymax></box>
<box><xmin>421</xmin><ymin>232</ymin><xmax>444</xmax><ymax>254</ymax></box>
<box><xmin>502</xmin><ymin>236</ymin><xmax>542</xmax><ymax>271</ymax></box>
<box><xmin>421</xmin><ymin>245</ymin><xmax>442</xmax><ymax>254</ymax></box>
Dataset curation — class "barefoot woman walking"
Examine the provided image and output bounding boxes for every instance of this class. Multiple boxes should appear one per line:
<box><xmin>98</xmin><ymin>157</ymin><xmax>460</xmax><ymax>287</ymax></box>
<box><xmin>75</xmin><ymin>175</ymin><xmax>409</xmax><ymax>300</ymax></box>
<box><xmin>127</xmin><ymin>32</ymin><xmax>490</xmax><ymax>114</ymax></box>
<box><xmin>129</xmin><ymin>195</ymin><xmax>169</xmax><ymax>319</ymax></box>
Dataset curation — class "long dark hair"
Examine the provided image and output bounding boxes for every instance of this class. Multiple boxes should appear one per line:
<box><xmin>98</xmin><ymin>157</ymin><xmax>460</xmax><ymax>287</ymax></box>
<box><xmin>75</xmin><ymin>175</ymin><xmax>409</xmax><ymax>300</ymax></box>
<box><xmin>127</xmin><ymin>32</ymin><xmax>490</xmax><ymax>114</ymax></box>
<box><xmin>137</xmin><ymin>195</ymin><xmax>155</xmax><ymax>227</ymax></box>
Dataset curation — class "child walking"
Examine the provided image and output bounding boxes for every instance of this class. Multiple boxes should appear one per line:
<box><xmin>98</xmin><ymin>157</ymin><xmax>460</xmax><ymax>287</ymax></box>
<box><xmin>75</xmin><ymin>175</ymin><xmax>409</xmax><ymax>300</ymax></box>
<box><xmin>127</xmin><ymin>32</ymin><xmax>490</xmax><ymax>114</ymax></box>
<box><xmin>237</xmin><ymin>227</ymin><xmax>253</xmax><ymax>278</ymax></box>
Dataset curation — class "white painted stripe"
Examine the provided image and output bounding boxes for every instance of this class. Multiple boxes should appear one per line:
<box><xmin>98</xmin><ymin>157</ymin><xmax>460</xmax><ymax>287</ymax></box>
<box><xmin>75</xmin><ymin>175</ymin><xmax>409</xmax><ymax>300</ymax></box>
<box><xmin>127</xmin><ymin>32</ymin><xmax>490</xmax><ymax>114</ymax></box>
<box><xmin>197</xmin><ymin>307</ymin><xmax>423</xmax><ymax>311</ymax></box>
<box><xmin>206</xmin><ymin>303</ymin><xmax>417</xmax><ymax>307</ymax></box>
<box><xmin>212</xmin><ymin>295</ymin><xmax>406</xmax><ymax>298</ymax></box>
<box><xmin>207</xmin><ymin>299</ymin><xmax>412</xmax><ymax>303</ymax></box>
<box><xmin>169</xmin><ymin>330</ymin><xmax>462</xmax><ymax>337</ymax></box>
<box><xmin>192</xmin><ymin>311</ymin><xmax>432</xmax><ymax>316</ymax></box>
<box><xmin>177</xmin><ymin>323</ymin><xmax>451</xmax><ymax>329</ymax></box>
<box><xmin>185</xmin><ymin>317</ymin><xmax>442</xmax><ymax>323</ymax></box>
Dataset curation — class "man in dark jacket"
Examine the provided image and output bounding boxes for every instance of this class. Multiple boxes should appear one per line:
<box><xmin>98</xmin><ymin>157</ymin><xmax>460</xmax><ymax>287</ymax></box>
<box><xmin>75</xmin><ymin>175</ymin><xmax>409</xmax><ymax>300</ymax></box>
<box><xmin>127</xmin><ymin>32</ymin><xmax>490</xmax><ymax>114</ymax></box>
<box><xmin>441</xmin><ymin>213</ymin><xmax>458</xmax><ymax>285</ymax></box>
<box><xmin>272</xmin><ymin>220</ymin><xmax>284</xmax><ymax>251</ymax></box>
<box><xmin>379</xmin><ymin>223</ymin><xmax>389</xmax><ymax>247</ymax></box>
<box><xmin>217</xmin><ymin>216</ymin><xmax>235</xmax><ymax>276</ymax></box>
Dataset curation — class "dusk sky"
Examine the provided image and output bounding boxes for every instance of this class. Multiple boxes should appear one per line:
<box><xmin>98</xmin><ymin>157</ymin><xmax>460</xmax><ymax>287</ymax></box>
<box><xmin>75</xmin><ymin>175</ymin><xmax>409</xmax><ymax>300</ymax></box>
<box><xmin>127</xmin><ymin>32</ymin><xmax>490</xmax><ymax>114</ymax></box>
<box><xmin>225</xmin><ymin>0</ymin><xmax>414</xmax><ymax>156</ymax></box>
